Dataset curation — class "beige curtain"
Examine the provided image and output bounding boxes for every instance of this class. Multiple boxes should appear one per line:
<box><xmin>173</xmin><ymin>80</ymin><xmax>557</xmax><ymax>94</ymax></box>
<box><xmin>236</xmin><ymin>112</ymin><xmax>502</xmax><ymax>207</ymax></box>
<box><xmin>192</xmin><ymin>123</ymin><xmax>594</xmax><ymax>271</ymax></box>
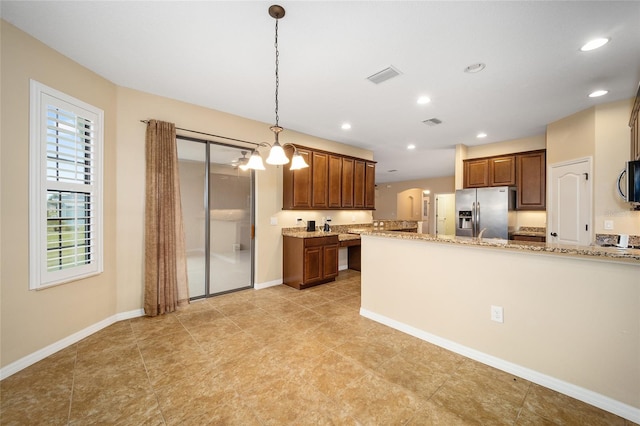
<box><xmin>144</xmin><ymin>120</ymin><xmax>189</xmax><ymax>316</ymax></box>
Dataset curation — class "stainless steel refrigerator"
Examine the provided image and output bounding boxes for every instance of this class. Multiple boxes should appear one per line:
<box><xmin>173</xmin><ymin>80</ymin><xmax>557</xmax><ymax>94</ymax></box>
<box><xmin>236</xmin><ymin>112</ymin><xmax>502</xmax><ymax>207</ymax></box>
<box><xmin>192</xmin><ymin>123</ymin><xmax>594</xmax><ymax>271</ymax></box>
<box><xmin>455</xmin><ymin>186</ymin><xmax>516</xmax><ymax>239</ymax></box>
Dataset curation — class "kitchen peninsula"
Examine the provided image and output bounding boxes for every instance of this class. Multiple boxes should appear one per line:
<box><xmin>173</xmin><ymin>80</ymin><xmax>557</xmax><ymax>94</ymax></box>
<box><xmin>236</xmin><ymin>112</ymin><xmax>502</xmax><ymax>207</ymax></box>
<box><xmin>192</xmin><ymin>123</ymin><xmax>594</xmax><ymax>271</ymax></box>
<box><xmin>359</xmin><ymin>230</ymin><xmax>640</xmax><ymax>422</ymax></box>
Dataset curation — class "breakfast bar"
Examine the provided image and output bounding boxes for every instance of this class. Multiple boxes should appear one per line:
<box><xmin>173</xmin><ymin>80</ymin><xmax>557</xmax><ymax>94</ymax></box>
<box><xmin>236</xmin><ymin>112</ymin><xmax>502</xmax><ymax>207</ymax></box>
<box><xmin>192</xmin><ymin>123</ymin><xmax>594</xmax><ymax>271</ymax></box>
<box><xmin>359</xmin><ymin>231</ymin><xmax>640</xmax><ymax>420</ymax></box>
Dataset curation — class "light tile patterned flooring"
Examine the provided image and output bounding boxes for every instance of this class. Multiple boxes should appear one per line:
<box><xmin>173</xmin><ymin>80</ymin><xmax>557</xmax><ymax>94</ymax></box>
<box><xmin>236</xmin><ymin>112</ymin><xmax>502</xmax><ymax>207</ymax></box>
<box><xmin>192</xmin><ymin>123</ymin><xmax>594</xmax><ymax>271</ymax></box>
<box><xmin>1</xmin><ymin>270</ymin><xmax>636</xmax><ymax>425</ymax></box>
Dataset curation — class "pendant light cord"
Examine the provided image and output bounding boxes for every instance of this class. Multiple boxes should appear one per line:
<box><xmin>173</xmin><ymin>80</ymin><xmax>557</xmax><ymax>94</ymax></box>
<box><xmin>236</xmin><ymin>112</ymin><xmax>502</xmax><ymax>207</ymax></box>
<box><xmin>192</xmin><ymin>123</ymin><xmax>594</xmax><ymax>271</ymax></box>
<box><xmin>274</xmin><ymin>18</ymin><xmax>280</xmax><ymax>128</ymax></box>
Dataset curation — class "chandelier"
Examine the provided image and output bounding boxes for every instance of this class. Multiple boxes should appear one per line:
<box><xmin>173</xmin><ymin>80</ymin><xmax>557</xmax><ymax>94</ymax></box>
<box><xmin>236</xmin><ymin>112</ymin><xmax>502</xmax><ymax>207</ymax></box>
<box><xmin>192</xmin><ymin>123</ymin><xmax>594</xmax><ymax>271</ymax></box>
<box><xmin>245</xmin><ymin>4</ymin><xmax>309</xmax><ymax>171</ymax></box>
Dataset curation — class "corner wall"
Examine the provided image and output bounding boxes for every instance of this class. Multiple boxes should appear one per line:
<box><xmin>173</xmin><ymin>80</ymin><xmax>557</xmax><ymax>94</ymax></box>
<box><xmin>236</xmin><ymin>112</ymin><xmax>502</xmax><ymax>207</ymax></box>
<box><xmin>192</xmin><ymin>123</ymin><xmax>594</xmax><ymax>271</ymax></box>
<box><xmin>1</xmin><ymin>21</ymin><xmax>118</xmax><ymax>367</ymax></box>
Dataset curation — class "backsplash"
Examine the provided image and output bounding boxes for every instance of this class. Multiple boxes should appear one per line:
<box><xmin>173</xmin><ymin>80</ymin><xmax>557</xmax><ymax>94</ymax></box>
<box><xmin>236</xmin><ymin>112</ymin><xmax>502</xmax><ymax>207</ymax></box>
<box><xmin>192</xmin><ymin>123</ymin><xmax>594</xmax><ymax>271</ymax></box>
<box><xmin>595</xmin><ymin>233</ymin><xmax>640</xmax><ymax>248</ymax></box>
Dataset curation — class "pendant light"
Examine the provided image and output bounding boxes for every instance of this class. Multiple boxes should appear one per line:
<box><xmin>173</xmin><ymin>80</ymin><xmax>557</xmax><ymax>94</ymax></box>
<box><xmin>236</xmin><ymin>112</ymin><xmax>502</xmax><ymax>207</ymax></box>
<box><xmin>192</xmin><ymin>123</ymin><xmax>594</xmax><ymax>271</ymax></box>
<box><xmin>246</xmin><ymin>5</ymin><xmax>309</xmax><ymax>171</ymax></box>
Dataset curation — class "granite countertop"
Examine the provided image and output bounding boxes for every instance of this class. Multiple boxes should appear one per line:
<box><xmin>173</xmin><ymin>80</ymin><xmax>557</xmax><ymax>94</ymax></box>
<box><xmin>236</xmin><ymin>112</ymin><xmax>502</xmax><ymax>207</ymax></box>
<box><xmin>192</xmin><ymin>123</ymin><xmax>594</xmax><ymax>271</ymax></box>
<box><xmin>281</xmin><ymin>230</ymin><xmax>362</xmax><ymax>242</ymax></box>
<box><xmin>510</xmin><ymin>226</ymin><xmax>546</xmax><ymax>237</ymax></box>
<box><xmin>358</xmin><ymin>231</ymin><xmax>640</xmax><ymax>264</ymax></box>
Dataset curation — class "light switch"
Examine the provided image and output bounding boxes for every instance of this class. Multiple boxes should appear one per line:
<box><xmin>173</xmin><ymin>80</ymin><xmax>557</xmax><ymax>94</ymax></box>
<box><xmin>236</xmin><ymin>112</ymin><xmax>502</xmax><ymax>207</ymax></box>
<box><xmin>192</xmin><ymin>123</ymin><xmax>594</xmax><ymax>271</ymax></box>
<box><xmin>604</xmin><ymin>220</ymin><xmax>613</xmax><ymax>230</ymax></box>
<box><xmin>270</xmin><ymin>217</ymin><xmax>278</xmax><ymax>226</ymax></box>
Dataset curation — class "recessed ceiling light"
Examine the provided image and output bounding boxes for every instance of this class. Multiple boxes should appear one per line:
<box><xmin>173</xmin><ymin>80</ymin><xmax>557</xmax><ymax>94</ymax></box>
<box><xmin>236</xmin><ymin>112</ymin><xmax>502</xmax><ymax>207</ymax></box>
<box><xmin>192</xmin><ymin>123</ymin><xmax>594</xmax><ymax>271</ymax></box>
<box><xmin>588</xmin><ymin>90</ymin><xmax>608</xmax><ymax>98</ymax></box>
<box><xmin>341</xmin><ymin>123</ymin><xmax>351</xmax><ymax>130</ymax></box>
<box><xmin>417</xmin><ymin>96</ymin><xmax>431</xmax><ymax>105</ymax></box>
<box><xmin>423</xmin><ymin>190</ymin><xmax>430</xmax><ymax>195</ymax></box>
<box><xmin>477</xmin><ymin>132</ymin><xmax>488</xmax><ymax>138</ymax></box>
<box><xmin>407</xmin><ymin>144</ymin><xmax>416</xmax><ymax>150</ymax></box>
<box><xmin>580</xmin><ymin>38</ymin><xmax>610</xmax><ymax>52</ymax></box>
<box><xmin>464</xmin><ymin>63</ymin><xmax>486</xmax><ymax>73</ymax></box>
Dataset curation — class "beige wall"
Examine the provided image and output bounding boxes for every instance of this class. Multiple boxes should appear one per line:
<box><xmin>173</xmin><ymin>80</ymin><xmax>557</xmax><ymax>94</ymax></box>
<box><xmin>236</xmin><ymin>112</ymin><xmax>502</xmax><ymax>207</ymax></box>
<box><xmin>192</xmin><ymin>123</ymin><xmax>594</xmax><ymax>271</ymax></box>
<box><xmin>361</xmin><ymin>235</ymin><xmax>640</xmax><ymax>413</ymax></box>
<box><xmin>466</xmin><ymin>134</ymin><xmax>546</xmax><ymax>159</ymax></box>
<box><xmin>1</xmin><ymin>21</ymin><xmax>118</xmax><ymax>366</ymax></box>
<box><xmin>547</xmin><ymin>99</ymin><xmax>640</xmax><ymax>235</ymax></box>
<box><xmin>115</xmin><ymin>87</ymin><xmax>374</xmax><ymax>310</ymax></box>
<box><xmin>0</xmin><ymin>21</ymin><xmax>374</xmax><ymax>368</ymax></box>
<box><xmin>594</xmin><ymin>99</ymin><xmax>640</xmax><ymax>234</ymax></box>
<box><xmin>373</xmin><ymin>176</ymin><xmax>455</xmax><ymax>233</ymax></box>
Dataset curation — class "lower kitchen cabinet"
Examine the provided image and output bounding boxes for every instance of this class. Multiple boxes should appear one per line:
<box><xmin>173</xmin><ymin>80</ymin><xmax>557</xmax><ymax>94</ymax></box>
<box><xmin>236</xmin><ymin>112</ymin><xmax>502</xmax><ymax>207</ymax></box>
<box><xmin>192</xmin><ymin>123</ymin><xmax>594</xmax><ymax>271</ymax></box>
<box><xmin>283</xmin><ymin>235</ymin><xmax>339</xmax><ymax>289</ymax></box>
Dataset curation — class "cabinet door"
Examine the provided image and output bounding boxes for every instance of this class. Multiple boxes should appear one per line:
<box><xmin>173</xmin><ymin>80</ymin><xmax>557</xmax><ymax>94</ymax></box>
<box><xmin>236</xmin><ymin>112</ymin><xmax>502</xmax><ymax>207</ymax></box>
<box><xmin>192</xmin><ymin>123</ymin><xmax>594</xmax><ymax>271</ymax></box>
<box><xmin>323</xmin><ymin>244</ymin><xmax>339</xmax><ymax>279</ymax></box>
<box><xmin>489</xmin><ymin>156</ymin><xmax>516</xmax><ymax>186</ymax></box>
<box><xmin>341</xmin><ymin>158</ymin><xmax>354</xmax><ymax>208</ymax></box>
<box><xmin>283</xmin><ymin>149</ymin><xmax>311</xmax><ymax>209</ymax></box>
<box><xmin>303</xmin><ymin>246</ymin><xmax>323</xmax><ymax>283</ymax></box>
<box><xmin>312</xmin><ymin>152</ymin><xmax>328</xmax><ymax>208</ymax></box>
<box><xmin>517</xmin><ymin>150</ymin><xmax>546</xmax><ymax>210</ymax></box>
<box><xmin>464</xmin><ymin>159</ymin><xmax>489</xmax><ymax>188</ymax></box>
<box><xmin>365</xmin><ymin>162</ymin><xmax>376</xmax><ymax>209</ymax></box>
<box><xmin>328</xmin><ymin>155</ymin><xmax>342</xmax><ymax>208</ymax></box>
<box><xmin>354</xmin><ymin>160</ymin><xmax>366</xmax><ymax>208</ymax></box>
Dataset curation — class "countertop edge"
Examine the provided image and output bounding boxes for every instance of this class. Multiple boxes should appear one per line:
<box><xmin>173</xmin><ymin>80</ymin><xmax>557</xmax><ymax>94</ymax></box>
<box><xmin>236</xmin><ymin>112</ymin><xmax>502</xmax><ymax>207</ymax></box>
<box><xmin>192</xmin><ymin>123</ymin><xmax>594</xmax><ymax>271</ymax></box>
<box><xmin>359</xmin><ymin>231</ymin><xmax>640</xmax><ymax>264</ymax></box>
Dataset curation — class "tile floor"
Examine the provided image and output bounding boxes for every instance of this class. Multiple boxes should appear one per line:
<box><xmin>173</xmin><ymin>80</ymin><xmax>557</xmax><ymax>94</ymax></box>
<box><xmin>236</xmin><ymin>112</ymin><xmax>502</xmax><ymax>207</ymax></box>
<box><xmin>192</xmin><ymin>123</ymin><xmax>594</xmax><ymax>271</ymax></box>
<box><xmin>1</xmin><ymin>270</ymin><xmax>637</xmax><ymax>425</ymax></box>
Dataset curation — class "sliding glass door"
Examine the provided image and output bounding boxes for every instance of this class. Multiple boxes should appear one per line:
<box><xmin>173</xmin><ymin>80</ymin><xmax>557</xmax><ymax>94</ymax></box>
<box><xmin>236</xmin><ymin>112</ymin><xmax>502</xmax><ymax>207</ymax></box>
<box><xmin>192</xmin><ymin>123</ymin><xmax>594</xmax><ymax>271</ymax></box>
<box><xmin>177</xmin><ymin>137</ymin><xmax>253</xmax><ymax>299</ymax></box>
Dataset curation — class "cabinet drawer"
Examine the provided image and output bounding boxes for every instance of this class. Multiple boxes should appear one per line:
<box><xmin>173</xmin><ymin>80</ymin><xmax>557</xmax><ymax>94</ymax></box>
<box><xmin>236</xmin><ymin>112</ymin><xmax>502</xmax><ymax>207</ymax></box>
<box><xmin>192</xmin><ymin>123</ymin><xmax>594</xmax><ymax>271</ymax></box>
<box><xmin>304</xmin><ymin>236</ymin><xmax>338</xmax><ymax>248</ymax></box>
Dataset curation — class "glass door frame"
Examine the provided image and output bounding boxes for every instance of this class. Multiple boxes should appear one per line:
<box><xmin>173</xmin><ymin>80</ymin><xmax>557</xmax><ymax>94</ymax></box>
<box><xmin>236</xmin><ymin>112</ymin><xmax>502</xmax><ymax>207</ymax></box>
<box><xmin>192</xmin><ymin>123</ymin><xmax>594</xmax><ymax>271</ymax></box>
<box><xmin>177</xmin><ymin>134</ymin><xmax>255</xmax><ymax>300</ymax></box>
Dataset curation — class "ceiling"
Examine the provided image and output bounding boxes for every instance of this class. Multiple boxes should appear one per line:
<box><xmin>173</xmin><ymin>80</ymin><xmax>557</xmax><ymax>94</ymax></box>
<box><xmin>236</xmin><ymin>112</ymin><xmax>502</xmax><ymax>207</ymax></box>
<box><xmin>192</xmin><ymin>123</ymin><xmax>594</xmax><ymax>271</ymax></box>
<box><xmin>2</xmin><ymin>1</ymin><xmax>639</xmax><ymax>183</ymax></box>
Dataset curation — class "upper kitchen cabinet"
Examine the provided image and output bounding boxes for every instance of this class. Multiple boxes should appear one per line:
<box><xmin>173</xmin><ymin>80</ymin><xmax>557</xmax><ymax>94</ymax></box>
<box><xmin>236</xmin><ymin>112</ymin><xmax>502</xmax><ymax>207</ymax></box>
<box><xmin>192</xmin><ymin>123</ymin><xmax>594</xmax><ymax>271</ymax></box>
<box><xmin>341</xmin><ymin>158</ymin><xmax>354</xmax><ymax>208</ymax></box>
<box><xmin>353</xmin><ymin>160</ymin><xmax>366</xmax><ymax>208</ymax></box>
<box><xmin>328</xmin><ymin>155</ymin><xmax>342</xmax><ymax>208</ymax></box>
<box><xmin>464</xmin><ymin>156</ymin><xmax>515</xmax><ymax>188</ymax></box>
<box><xmin>283</xmin><ymin>146</ymin><xmax>375</xmax><ymax>210</ymax></box>
<box><xmin>311</xmin><ymin>151</ymin><xmax>329</xmax><ymax>208</ymax></box>
<box><xmin>463</xmin><ymin>150</ymin><xmax>546</xmax><ymax>210</ymax></box>
<box><xmin>631</xmin><ymin>84</ymin><xmax>640</xmax><ymax>160</ymax></box>
<box><xmin>516</xmin><ymin>150</ymin><xmax>546</xmax><ymax>210</ymax></box>
<box><xmin>365</xmin><ymin>162</ymin><xmax>376</xmax><ymax>209</ymax></box>
<box><xmin>283</xmin><ymin>147</ymin><xmax>312</xmax><ymax>209</ymax></box>
<box><xmin>489</xmin><ymin>155</ymin><xmax>516</xmax><ymax>186</ymax></box>
<box><xmin>463</xmin><ymin>158</ymin><xmax>489</xmax><ymax>188</ymax></box>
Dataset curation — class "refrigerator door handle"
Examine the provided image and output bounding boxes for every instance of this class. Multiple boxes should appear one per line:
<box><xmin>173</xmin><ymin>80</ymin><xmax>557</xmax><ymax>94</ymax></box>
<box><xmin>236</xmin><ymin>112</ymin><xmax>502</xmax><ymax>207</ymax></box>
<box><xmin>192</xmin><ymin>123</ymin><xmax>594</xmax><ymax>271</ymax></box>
<box><xmin>472</xmin><ymin>202</ymin><xmax>476</xmax><ymax>236</ymax></box>
<box><xmin>477</xmin><ymin>201</ymin><xmax>481</xmax><ymax>235</ymax></box>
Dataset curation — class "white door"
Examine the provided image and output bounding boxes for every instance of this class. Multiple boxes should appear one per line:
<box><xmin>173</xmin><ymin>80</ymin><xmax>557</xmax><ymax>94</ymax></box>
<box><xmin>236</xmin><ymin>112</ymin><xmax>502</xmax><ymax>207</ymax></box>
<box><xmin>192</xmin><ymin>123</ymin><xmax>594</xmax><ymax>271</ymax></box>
<box><xmin>548</xmin><ymin>157</ymin><xmax>592</xmax><ymax>246</ymax></box>
<box><xmin>435</xmin><ymin>193</ymin><xmax>456</xmax><ymax>236</ymax></box>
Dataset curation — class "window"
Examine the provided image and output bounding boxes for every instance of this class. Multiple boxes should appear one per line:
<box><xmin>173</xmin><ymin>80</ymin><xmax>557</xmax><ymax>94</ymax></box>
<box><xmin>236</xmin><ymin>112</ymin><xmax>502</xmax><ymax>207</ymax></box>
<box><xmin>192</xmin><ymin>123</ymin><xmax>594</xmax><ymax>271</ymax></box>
<box><xmin>29</xmin><ymin>80</ymin><xmax>103</xmax><ymax>289</ymax></box>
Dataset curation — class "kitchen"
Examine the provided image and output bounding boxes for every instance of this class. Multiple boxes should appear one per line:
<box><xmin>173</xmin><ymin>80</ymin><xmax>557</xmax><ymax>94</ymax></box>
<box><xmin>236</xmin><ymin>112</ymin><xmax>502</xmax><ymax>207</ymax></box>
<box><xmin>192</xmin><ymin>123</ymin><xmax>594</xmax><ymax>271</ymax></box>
<box><xmin>2</xmin><ymin>1</ymin><xmax>640</xmax><ymax>424</ymax></box>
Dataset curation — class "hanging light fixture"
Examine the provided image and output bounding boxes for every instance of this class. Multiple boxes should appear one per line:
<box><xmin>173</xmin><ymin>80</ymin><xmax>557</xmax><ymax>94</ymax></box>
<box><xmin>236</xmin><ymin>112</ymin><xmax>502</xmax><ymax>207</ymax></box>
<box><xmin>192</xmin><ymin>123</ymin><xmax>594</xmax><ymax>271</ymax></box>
<box><xmin>247</xmin><ymin>4</ymin><xmax>308</xmax><ymax>171</ymax></box>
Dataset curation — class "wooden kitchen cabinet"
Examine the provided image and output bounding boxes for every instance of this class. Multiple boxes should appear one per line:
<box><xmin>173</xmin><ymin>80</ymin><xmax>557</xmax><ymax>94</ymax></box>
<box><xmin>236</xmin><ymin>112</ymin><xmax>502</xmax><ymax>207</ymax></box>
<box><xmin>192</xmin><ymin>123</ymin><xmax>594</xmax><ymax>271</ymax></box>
<box><xmin>511</xmin><ymin>234</ymin><xmax>546</xmax><ymax>243</ymax></box>
<box><xmin>463</xmin><ymin>158</ymin><xmax>489</xmax><ymax>188</ymax></box>
<box><xmin>341</xmin><ymin>158</ymin><xmax>354</xmax><ymax>208</ymax></box>
<box><xmin>283</xmin><ymin>145</ymin><xmax>375</xmax><ymax>210</ymax></box>
<box><xmin>489</xmin><ymin>155</ymin><xmax>516</xmax><ymax>186</ymax></box>
<box><xmin>311</xmin><ymin>152</ymin><xmax>329</xmax><ymax>208</ymax></box>
<box><xmin>283</xmin><ymin>235</ymin><xmax>339</xmax><ymax>289</ymax></box>
<box><xmin>516</xmin><ymin>150</ymin><xmax>546</xmax><ymax>210</ymax></box>
<box><xmin>328</xmin><ymin>155</ymin><xmax>342</xmax><ymax>208</ymax></box>
<box><xmin>283</xmin><ymin>148</ymin><xmax>312</xmax><ymax>209</ymax></box>
<box><xmin>365</xmin><ymin>162</ymin><xmax>376</xmax><ymax>208</ymax></box>
<box><xmin>353</xmin><ymin>160</ymin><xmax>366</xmax><ymax>208</ymax></box>
<box><xmin>631</xmin><ymin>84</ymin><xmax>640</xmax><ymax>160</ymax></box>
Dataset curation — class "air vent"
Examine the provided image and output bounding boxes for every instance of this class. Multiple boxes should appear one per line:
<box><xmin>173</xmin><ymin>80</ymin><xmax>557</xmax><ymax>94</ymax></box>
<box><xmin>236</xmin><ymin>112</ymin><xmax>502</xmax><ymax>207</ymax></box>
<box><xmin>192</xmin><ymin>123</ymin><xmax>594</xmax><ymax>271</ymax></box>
<box><xmin>422</xmin><ymin>118</ymin><xmax>442</xmax><ymax>127</ymax></box>
<box><xmin>367</xmin><ymin>66</ymin><xmax>402</xmax><ymax>84</ymax></box>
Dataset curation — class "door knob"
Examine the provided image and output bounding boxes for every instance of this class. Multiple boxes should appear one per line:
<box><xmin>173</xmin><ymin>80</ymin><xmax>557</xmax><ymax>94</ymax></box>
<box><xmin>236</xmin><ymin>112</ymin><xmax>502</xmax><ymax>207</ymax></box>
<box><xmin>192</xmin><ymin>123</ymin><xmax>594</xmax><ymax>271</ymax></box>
<box><xmin>550</xmin><ymin>232</ymin><xmax>558</xmax><ymax>237</ymax></box>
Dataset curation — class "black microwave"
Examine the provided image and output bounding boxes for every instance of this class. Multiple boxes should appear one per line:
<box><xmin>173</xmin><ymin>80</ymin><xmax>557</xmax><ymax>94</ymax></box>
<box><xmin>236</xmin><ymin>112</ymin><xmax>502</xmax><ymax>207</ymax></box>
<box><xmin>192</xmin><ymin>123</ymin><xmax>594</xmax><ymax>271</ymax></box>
<box><xmin>618</xmin><ymin>160</ymin><xmax>640</xmax><ymax>204</ymax></box>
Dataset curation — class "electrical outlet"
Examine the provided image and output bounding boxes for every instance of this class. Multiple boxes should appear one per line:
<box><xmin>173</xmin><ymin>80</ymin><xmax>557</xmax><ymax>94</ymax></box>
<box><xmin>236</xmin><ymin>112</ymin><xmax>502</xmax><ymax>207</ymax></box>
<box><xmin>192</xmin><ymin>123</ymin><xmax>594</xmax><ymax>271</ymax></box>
<box><xmin>491</xmin><ymin>305</ymin><xmax>504</xmax><ymax>323</ymax></box>
<box><xmin>604</xmin><ymin>220</ymin><xmax>614</xmax><ymax>230</ymax></box>
<box><xmin>270</xmin><ymin>216</ymin><xmax>278</xmax><ymax>226</ymax></box>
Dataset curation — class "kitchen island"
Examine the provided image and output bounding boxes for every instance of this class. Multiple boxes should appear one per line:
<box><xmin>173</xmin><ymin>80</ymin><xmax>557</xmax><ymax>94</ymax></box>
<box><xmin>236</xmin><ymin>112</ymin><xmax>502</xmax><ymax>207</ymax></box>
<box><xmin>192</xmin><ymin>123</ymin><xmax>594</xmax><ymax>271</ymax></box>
<box><xmin>359</xmin><ymin>231</ymin><xmax>640</xmax><ymax>423</ymax></box>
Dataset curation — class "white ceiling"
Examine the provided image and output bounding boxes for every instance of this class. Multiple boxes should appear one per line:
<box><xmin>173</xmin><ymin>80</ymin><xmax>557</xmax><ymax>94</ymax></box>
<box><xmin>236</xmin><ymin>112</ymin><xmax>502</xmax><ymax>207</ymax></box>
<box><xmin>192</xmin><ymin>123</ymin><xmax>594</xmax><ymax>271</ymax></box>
<box><xmin>2</xmin><ymin>1</ymin><xmax>639</xmax><ymax>183</ymax></box>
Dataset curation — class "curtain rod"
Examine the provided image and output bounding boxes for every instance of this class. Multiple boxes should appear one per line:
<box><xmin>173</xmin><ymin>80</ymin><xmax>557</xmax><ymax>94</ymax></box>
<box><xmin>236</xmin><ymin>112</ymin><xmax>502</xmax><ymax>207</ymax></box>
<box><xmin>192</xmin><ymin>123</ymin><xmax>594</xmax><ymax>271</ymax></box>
<box><xmin>139</xmin><ymin>120</ymin><xmax>259</xmax><ymax>147</ymax></box>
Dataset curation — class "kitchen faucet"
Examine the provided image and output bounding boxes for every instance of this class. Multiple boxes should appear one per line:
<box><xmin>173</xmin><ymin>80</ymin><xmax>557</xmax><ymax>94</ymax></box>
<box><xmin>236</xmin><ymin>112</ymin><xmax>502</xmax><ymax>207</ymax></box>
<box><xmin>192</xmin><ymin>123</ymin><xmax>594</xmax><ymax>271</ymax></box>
<box><xmin>478</xmin><ymin>227</ymin><xmax>487</xmax><ymax>240</ymax></box>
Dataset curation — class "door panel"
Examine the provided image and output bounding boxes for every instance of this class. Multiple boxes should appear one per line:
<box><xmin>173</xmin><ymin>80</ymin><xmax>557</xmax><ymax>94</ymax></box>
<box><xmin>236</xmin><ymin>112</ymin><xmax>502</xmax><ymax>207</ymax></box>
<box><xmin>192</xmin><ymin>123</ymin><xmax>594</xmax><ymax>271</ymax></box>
<box><xmin>549</xmin><ymin>158</ymin><xmax>592</xmax><ymax>246</ymax></box>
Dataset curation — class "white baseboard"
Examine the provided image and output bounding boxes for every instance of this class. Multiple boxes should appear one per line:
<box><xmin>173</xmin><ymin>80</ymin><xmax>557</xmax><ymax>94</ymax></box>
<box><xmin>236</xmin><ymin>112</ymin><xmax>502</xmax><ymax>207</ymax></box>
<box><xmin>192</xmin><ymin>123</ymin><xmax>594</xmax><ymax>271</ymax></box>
<box><xmin>254</xmin><ymin>278</ymin><xmax>283</xmax><ymax>290</ymax></box>
<box><xmin>360</xmin><ymin>308</ymin><xmax>640</xmax><ymax>424</ymax></box>
<box><xmin>0</xmin><ymin>309</ymin><xmax>144</xmax><ymax>381</ymax></box>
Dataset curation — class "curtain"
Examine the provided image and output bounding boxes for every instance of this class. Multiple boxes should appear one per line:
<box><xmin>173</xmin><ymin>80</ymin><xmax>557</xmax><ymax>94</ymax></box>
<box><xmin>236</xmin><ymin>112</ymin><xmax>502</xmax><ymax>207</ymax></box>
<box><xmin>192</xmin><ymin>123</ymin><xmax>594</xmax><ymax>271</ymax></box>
<box><xmin>144</xmin><ymin>120</ymin><xmax>189</xmax><ymax>316</ymax></box>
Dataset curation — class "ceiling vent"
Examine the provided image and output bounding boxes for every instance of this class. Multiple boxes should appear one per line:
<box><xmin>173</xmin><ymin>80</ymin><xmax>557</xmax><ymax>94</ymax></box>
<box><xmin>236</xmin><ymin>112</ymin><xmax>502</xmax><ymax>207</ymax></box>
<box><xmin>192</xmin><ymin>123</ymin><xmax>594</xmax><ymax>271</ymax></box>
<box><xmin>367</xmin><ymin>66</ymin><xmax>402</xmax><ymax>84</ymax></box>
<box><xmin>422</xmin><ymin>118</ymin><xmax>443</xmax><ymax>127</ymax></box>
